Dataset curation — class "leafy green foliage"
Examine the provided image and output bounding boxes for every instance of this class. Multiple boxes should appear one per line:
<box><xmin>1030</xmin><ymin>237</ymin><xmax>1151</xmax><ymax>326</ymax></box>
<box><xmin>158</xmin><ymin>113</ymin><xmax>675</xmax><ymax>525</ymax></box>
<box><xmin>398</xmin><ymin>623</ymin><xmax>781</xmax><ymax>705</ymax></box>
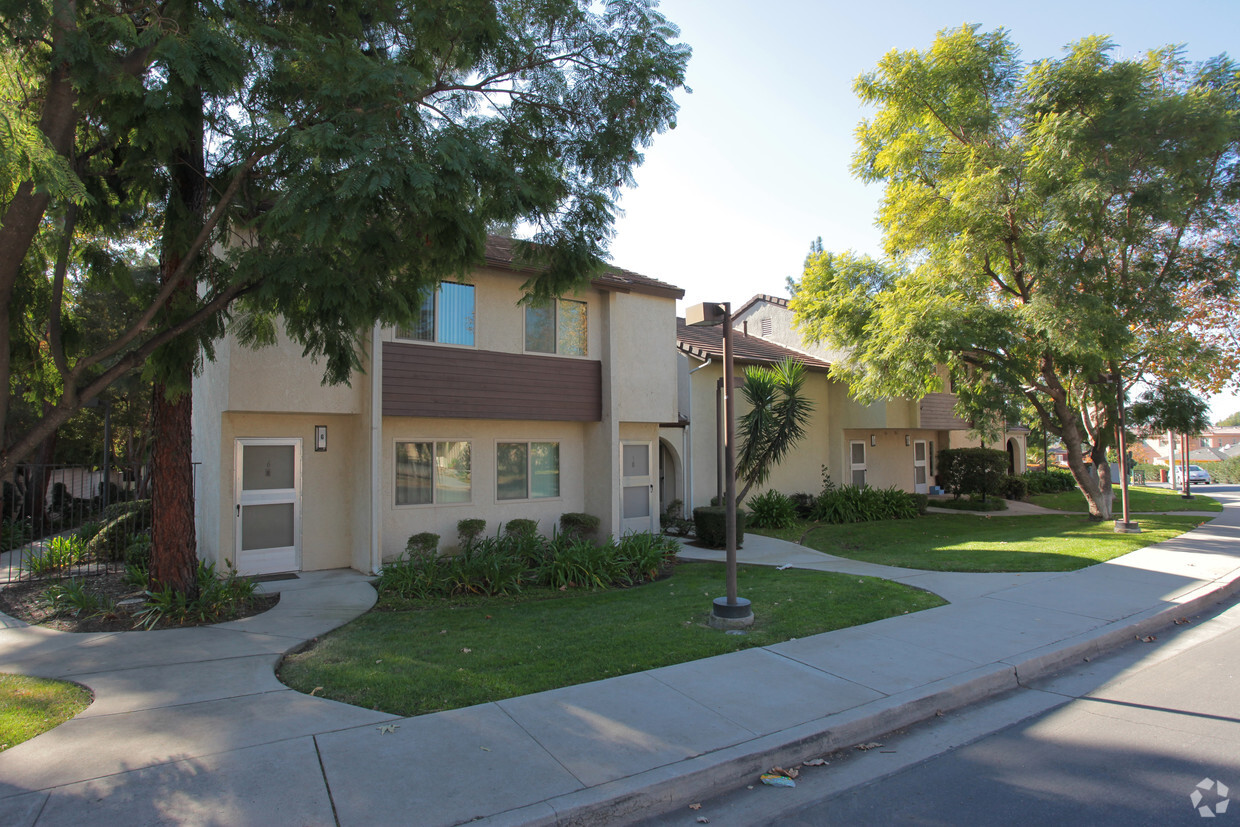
<box><xmin>1210</xmin><ymin>457</ymin><xmax>1240</xmax><ymax>483</ymax></box>
<box><xmin>1</xmin><ymin>0</ymin><xmax>691</xmax><ymax>475</ymax></box>
<box><xmin>1023</xmin><ymin>469</ymin><xmax>1078</xmax><ymax>495</ymax></box>
<box><xmin>792</xmin><ymin>25</ymin><xmax>1240</xmax><ymax>520</ymax></box>
<box><xmin>999</xmin><ymin>474</ymin><xmax>1029</xmax><ymax>501</ymax></box>
<box><xmin>737</xmin><ymin>359</ymin><xmax>815</xmax><ymax>502</ymax></box>
<box><xmin>456</xmin><ymin>519</ymin><xmax>487</xmax><ymax>550</ymax></box>
<box><xmin>40</xmin><ymin>578</ymin><xmax>117</xmax><ymax>619</ymax></box>
<box><xmin>692</xmin><ymin>506</ymin><xmax>748</xmax><ymax>549</ymax></box>
<box><xmin>745</xmin><ymin>490</ymin><xmax>798</xmax><ymax>530</ymax></box>
<box><xmin>134</xmin><ymin>561</ymin><xmax>259</xmax><ymax>630</ymax></box>
<box><xmin>938</xmin><ymin>448</ymin><xmax>1008</xmax><ymax>501</ymax></box>
<box><xmin>559</xmin><ymin>512</ymin><xmax>600</xmax><ymax>542</ymax></box>
<box><xmin>0</xmin><ymin>519</ymin><xmax>31</xmax><ymax>553</ymax></box>
<box><xmin>23</xmin><ymin>536</ymin><xmax>84</xmax><ymax>577</ymax></box>
<box><xmin>1129</xmin><ymin>382</ymin><xmax>1212</xmax><ymax>436</ymax></box>
<box><xmin>504</xmin><ymin>519</ymin><xmax>540</xmax><ymax>539</ymax></box>
<box><xmin>404</xmin><ymin>532</ymin><xmax>440</xmax><ymax>558</ymax></box>
<box><xmin>82</xmin><ymin>500</ymin><xmax>150</xmax><ymax>563</ymax></box>
<box><xmin>811</xmin><ymin>485</ymin><xmax>919</xmax><ymax>523</ymax></box>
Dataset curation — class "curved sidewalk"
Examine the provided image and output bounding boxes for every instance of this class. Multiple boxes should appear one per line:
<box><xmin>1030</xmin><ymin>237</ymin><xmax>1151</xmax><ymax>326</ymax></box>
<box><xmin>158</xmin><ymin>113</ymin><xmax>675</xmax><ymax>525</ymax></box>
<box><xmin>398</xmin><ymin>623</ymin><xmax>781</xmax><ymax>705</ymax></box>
<box><xmin>1</xmin><ymin>498</ymin><xmax>1239</xmax><ymax>826</ymax></box>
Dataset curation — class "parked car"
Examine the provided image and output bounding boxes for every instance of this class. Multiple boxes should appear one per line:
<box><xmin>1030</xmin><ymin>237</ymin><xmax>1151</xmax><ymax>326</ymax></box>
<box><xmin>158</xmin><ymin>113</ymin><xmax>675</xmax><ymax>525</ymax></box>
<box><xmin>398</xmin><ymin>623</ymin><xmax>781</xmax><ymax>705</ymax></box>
<box><xmin>1172</xmin><ymin>464</ymin><xmax>1212</xmax><ymax>485</ymax></box>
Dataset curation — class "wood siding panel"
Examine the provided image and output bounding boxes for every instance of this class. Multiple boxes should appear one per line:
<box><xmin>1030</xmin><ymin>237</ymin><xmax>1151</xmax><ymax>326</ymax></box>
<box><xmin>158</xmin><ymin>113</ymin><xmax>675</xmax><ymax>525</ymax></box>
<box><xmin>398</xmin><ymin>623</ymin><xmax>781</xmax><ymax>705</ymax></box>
<box><xmin>383</xmin><ymin>342</ymin><xmax>602</xmax><ymax>421</ymax></box>
<box><xmin>919</xmin><ymin>392</ymin><xmax>970</xmax><ymax>430</ymax></box>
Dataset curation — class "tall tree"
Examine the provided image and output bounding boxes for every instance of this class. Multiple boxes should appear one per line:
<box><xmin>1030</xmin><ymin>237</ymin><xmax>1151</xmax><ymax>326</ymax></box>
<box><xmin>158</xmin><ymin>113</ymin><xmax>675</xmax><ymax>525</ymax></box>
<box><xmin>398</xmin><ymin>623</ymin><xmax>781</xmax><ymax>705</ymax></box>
<box><xmin>3</xmin><ymin>0</ymin><xmax>690</xmax><ymax>590</ymax></box>
<box><xmin>791</xmin><ymin>26</ymin><xmax>1240</xmax><ymax>520</ymax></box>
<box><xmin>1128</xmin><ymin>381</ymin><xmax>1211</xmax><ymax>497</ymax></box>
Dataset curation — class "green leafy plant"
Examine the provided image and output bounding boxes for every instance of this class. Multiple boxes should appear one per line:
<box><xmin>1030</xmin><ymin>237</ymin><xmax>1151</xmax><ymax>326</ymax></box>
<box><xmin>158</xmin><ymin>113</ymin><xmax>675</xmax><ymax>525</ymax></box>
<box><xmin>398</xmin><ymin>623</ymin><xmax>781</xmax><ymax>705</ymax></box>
<box><xmin>537</xmin><ymin>536</ymin><xmax>619</xmax><ymax>590</ymax></box>
<box><xmin>745</xmin><ymin>490</ymin><xmax>798</xmax><ymax>529</ymax></box>
<box><xmin>659</xmin><ymin>499</ymin><xmax>694</xmax><ymax>537</ymax></box>
<box><xmin>1023</xmin><ymin>470</ymin><xmax>1077</xmax><ymax>495</ymax></box>
<box><xmin>84</xmin><ymin>500</ymin><xmax>151</xmax><ymax>562</ymax></box>
<box><xmin>404</xmin><ymin>532</ymin><xmax>440</xmax><ymax>559</ymax></box>
<box><xmin>504</xmin><ymin>519</ymin><xmax>539</xmax><ymax>539</ymax></box>
<box><xmin>135</xmin><ymin>561</ymin><xmax>260</xmax><ymax>630</ymax></box>
<box><xmin>938</xmin><ymin>448</ymin><xmax>1008</xmax><ymax>501</ymax></box>
<box><xmin>812</xmin><ymin>485</ymin><xmax>918</xmax><ymax>524</ymax></box>
<box><xmin>1000</xmin><ymin>474</ymin><xmax>1029</xmax><ymax>501</ymax></box>
<box><xmin>692</xmin><ymin>506</ymin><xmax>748</xmax><ymax>549</ymax></box>
<box><xmin>41</xmin><ymin>579</ymin><xmax>101</xmax><ymax>617</ymax></box>
<box><xmin>456</xmin><ymin>519</ymin><xmax>487</xmax><ymax>549</ymax></box>
<box><xmin>559</xmin><ymin>512</ymin><xmax>600</xmax><ymax>542</ymax></box>
<box><xmin>23</xmin><ymin>536</ymin><xmax>84</xmax><ymax>577</ymax></box>
<box><xmin>0</xmin><ymin>519</ymin><xmax>31</xmax><ymax>553</ymax></box>
<box><xmin>617</xmin><ymin>532</ymin><xmax>678</xmax><ymax>584</ymax></box>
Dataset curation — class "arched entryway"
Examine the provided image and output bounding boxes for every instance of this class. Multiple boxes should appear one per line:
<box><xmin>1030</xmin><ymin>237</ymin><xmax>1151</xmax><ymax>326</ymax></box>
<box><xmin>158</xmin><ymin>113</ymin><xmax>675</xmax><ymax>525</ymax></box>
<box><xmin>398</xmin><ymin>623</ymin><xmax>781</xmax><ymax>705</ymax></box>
<box><xmin>1007</xmin><ymin>438</ymin><xmax>1018</xmax><ymax>475</ymax></box>
<box><xmin>658</xmin><ymin>438</ymin><xmax>681</xmax><ymax>515</ymax></box>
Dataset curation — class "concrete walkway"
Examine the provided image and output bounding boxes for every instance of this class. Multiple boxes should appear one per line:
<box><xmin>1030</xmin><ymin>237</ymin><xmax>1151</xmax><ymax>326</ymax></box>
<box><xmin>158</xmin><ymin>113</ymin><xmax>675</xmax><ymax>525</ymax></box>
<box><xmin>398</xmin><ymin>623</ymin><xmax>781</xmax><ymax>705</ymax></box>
<box><xmin>1</xmin><ymin>498</ymin><xmax>1239</xmax><ymax>826</ymax></box>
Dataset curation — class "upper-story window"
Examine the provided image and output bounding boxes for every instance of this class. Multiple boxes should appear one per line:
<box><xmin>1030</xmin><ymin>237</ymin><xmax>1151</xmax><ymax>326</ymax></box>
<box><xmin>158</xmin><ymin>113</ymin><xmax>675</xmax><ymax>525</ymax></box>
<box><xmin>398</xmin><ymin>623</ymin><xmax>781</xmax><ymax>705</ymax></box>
<box><xmin>525</xmin><ymin>299</ymin><xmax>587</xmax><ymax>356</ymax></box>
<box><xmin>397</xmin><ymin>282</ymin><xmax>475</xmax><ymax>346</ymax></box>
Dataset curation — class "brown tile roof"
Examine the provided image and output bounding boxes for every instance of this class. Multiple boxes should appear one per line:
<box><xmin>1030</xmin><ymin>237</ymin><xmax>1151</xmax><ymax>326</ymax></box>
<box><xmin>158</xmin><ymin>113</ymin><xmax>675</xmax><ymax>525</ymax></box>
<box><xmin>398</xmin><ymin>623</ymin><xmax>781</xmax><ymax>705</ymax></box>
<box><xmin>676</xmin><ymin>318</ymin><xmax>831</xmax><ymax>370</ymax></box>
<box><xmin>734</xmin><ymin>294</ymin><xmax>790</xmax><ymax>317</ymax></box>
<box><xmin>483</xmin><ymin>235</ymin><xmax>684</xmax><ymax>299</ymax></box>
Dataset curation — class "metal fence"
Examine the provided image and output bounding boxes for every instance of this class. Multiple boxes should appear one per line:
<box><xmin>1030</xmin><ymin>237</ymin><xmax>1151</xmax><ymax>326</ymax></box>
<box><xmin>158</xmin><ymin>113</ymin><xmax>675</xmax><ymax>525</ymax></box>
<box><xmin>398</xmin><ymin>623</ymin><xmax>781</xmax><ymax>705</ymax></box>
<box><xmin>1</xmin><ymin>464</ymin><xmax>151</xmax><ymax>585</ymax></box>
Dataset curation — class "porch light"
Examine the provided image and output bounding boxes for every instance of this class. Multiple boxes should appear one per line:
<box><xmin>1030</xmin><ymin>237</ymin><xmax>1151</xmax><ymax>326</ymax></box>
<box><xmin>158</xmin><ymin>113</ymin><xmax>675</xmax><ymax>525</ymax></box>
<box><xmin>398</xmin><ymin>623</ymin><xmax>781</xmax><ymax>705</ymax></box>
<box><xmin>685</xmin><ymin>301</ymin><xmax>752</xmax><ymax>629</ymax></box>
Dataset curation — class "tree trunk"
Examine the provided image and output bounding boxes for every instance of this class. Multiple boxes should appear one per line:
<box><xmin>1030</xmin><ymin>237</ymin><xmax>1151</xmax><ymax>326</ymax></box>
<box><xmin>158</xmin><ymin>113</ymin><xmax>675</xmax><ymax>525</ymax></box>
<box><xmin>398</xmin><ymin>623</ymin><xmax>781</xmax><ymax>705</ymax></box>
<box><xmin>149</xmin><ymin>381</ymin><xmax>197</xmax><ymax>594</ymax></box>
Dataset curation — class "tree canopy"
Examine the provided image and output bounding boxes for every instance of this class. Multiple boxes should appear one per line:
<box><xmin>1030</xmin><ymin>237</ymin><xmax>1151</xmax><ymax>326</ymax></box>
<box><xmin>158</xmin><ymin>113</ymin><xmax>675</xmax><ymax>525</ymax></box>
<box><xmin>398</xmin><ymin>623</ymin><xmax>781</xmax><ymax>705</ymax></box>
<box><xmin>791</xmin><ymin>25</ymin><xmax>1240</xmax><ymax>519</ymax></box>
<box><xmin>1</xmin><ymin>0</ymin><xmax>691</xmax><ymax>470</ymax></box>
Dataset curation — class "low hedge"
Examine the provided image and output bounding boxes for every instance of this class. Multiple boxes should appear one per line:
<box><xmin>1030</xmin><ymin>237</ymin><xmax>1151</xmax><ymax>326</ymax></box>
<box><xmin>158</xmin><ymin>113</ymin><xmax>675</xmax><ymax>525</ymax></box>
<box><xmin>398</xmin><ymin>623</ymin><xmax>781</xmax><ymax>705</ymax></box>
<box><xmin>692</xmin><ymin>506</ymin><xmax>748</xmax><ymax>549</ymax></box>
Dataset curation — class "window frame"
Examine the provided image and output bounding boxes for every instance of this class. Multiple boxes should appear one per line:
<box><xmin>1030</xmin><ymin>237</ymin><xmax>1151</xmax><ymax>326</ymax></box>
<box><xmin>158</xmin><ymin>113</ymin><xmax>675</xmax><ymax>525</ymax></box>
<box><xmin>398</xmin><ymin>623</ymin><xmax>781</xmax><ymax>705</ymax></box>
<box><xmin>393</xmin><ymin>439</ymin><xmax>473</xmax><ymax>507</ymax></box>
<box><xmin>524</xmin><ymin>298</ymin><xmax>588</xmax><ymax>357</ymax></box>
<box><xmin>395</xmin><ymin>281</ymin><xmax>476</xmax><ymax>348</ymax></box>
<box><xmin>495</xmin><ymin>440</ymin><xmax>562</xmax><ymax>502</ymax></box>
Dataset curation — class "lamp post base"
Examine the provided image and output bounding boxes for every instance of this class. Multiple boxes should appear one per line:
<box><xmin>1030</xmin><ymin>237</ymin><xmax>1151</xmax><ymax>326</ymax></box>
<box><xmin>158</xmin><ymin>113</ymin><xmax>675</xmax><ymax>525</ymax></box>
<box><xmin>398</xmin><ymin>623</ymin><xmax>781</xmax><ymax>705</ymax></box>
<box><xmin>708</xmin><ymin>596</ymin><xmax>754</xmax><ymax>630</ymax></box>
<box><xmin>1114</xmin><ymin>520</ymin><xmax>1141</xmax><ymax>534</ymax></box>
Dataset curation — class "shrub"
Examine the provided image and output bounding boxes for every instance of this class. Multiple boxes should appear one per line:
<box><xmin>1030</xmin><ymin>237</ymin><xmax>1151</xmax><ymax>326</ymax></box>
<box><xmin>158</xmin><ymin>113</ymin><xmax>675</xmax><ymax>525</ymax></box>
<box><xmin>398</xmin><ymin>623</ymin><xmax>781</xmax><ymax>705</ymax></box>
<box><xmin>125</xmin><ymin>534</ymin><xmax>152</xmax><ymax>570</ymax></box>
<box><xmin>745</xmin><ymin>490</ymin><xmax>798</xmax><ymax>529</ymax></box>
<box><xmin>537</xmin><ymin>536</ymin><xmax>621</xmax><ymax>590</ymax></box>
<box><xmin>504</xmin><ymin>518</ymin><xmax>539</xmax><ymax>538</ymax></box>
<box><xmin>42</xmin><ymin>579</ymin><xmax>103</xmax><ymax>617</ymax></box>
<box><xmin>378</xmin><ymin>553</ymin><xmax>450</xmax><ymax>599</ymax></box>
<box><xmin>811</xmin><ymin>485</ymin><xmax>918</xmax><ymax>524</ymax></box>
<box><xmin>912</xmin><ymin>493</ymin><xmax>929</xmax><ymax>515</ymax></box>
<box><xmin>1000</xmin><ymin>474</ymin><xmax>1029</xmax><ymax>501</ymax></box>
<box><xmin>617</xmin><ymin>532</ymin><xmax>679</xmax><ymax>584</ymax></box>
<box><xmin>83</xmin><ymin>500</ymin><xmax>151</xmax><ymax>562</ymax></box>
<box><xmin>692</xmin><ymin>506</ymin><xmax>747</xmax><ymax>549</ymax></box>
<box><xmin>659</xmin><ymin>499</ymin><xmax>694</xmax><ymax>537</ymax></box>
<box><xmin>789</xmin><ymin>492</ymin><xmax>816</xmax><ymax>520</ymax></box>
<box><xmin>456</xmin><ymin>519</ymin><xmax>487</xmax><ymax>549</ymax></box>
<box><xmin>136</xmin><ymin>561</ymin><xmax>259</xmax><ymax>630</ymax></box>
<box><xmin>1023</xmin><ymin>469</ymin><xmax>1077</xmax><ymax>494</ymax></box>
<box><xmin>938</xmin><ymin>448</ymin><xmax>1008</xmax><ymax>500</ymax></box>
<box><xmin>24</xmin><ymin>536</ymin><xmax>84</xmax><ymax>577</ymax></box>
<box><xmin>404</xmin><ymin>532</ymin><xmax>440</xmax><ymax>558</ymax></box>
<box><xmin>560</xmin><ymin>512</ymin><xmax>601</xmax><ymax>541</ymax></box>
<box><xmin>1</xmin><ymin>518</ymin><xmax>31</xmax><ymax>553</ymax></box>
<box><xmin>1211</xmin><ymin>457</ymin><xmax>1240</xmax><ymax>484</ymax></box>
<box><xmin>447</xmin><ymin>538</ymin><xmax>527</xmax><ymax>596</ymax></box>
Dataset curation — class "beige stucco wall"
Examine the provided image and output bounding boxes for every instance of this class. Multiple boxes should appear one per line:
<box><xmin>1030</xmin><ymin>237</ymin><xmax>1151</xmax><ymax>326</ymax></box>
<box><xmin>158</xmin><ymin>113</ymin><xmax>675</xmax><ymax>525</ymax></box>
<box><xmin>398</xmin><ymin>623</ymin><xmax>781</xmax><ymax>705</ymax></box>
<box><xmin>215</xmin><ymin>412</ymin><xmax>366</xmax><ymax>572</ymax></box>
<box><xmin>381</xmin><ymin>417</ymin><xmax>588</xmax><ymax>560</ymax></box>
<box><xmin>226</xmin><ymin>329</ymin><xmax>364</xmax><ymax>414</ymax></box>
<box><xmin>610</xmin><ymin>292</ymin><xmax>679</xmax><ymax>424</ymax></box>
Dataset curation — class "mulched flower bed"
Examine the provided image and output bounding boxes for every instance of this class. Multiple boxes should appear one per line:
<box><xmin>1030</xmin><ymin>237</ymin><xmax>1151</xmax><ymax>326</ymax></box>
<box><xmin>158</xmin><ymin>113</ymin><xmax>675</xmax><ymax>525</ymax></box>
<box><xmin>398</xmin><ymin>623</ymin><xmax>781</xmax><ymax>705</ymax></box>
<box><xmin>0</xmin><ymin>571</ymin><xmax>278</xmax><ymax>633</ymax></box>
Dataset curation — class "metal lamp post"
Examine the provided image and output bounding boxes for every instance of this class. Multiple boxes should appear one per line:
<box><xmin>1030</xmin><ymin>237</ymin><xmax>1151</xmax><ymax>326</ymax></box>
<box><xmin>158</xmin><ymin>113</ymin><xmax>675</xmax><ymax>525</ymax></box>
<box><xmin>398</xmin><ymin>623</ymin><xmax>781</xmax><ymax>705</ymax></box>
<box><xmin>1114</xmin><ymin>376</ymin><xmax>1139</xmax><ymax>533</ymax></box>
<box><xmin>685</xmin><ymin>301</ymin><xmax>753</xmax><ymax>629</ymax></box>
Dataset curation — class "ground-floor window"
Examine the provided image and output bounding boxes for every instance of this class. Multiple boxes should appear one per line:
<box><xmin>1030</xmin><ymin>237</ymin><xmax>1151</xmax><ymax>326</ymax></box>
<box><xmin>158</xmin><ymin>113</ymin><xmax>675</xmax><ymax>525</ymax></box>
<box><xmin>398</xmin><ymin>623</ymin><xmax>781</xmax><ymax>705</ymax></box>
<box><xmin>395</xmin><ymin>441</ymin><xmax>472</xmax><ymax>505</ymax></box>
<box><xmin>497</xmin><ymin>441</ymin><xmax>560</xmax><ymax>500</ymax></box>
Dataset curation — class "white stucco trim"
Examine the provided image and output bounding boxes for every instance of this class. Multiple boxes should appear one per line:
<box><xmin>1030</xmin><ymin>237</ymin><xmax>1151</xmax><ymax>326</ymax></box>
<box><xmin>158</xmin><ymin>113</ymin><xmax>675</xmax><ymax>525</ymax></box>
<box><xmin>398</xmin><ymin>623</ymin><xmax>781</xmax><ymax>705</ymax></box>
<box><xmin>370</xmin><ymin>323</ymin><xmax>383</xmax><ymax>574</ymax></box>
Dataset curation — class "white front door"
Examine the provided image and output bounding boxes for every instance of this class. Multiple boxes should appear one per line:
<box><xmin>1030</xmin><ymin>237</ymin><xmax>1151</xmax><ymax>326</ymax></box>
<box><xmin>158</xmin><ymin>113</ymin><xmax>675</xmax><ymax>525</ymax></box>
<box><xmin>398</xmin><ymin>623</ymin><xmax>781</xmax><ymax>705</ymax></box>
<box><xmin>620</xmin><ymin>441</ymin><xmax>655</xmax><ymax>535</ymax></box>
<box><xmin>235</xmin><ymin>438</ymin><xmax>302</xmax><ymax>575</ymax></box>
<box><xmin>913</xmin><ymin>440</ymin><xmax>929</xmax><ymax>494</ymax></box>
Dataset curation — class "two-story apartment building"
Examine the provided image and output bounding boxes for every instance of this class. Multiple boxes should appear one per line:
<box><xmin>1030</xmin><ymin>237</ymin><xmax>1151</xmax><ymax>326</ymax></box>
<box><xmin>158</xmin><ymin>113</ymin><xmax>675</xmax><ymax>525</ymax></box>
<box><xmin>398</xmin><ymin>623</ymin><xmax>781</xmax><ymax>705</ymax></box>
<box><xmin>192</xmin><ymin>236</ymin><xmax>684</xmax><ymax>576</ymax></box>
<box><xmin>658</xmin><ymin>295</ymin><xmax>1027</xmax><ymax>510</ymax></box>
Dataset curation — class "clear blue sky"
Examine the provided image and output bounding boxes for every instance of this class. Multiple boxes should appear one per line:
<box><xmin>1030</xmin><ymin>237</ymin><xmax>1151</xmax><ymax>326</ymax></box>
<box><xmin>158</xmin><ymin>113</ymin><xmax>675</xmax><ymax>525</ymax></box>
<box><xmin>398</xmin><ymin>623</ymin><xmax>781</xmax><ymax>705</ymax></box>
<box><xmin>605</xmin><ymin>0</ymin><xmax>1240</xmax><ymax>421</ymax></box>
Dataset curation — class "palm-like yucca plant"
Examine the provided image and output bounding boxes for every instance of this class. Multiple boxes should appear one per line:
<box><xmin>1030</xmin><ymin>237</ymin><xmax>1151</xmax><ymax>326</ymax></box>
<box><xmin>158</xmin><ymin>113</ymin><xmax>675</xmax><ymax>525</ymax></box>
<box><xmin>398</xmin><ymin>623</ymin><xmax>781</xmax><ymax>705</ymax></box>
<box><xmin>736</xmin><ymin>358</ymin><xmax>814</xmax><ymax>503</ymax></box>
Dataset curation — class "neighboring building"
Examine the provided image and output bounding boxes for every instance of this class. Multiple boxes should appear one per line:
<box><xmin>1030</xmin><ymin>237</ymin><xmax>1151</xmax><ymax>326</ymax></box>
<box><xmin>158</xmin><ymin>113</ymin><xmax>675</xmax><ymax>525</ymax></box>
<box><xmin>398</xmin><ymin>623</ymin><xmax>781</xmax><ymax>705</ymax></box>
<box><xmin>1139</xmin><ymin>426</ymin><xmax>1240</xmax><ymax>465</ymax></box>
<box><xmin>192</xmin><ymin>236</ymin><xmax>684</xmax><ymax>576</ymax></box>
<box><xmin>659</xmin><ymin>295</ymin><xmax>1028</xmax><ymax>510</ymax></box>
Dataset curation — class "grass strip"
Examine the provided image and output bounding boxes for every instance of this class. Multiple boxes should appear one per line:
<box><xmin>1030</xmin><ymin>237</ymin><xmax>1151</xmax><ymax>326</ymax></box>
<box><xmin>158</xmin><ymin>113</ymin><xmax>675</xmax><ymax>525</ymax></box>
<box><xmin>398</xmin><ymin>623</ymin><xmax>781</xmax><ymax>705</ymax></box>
<box><xmin>0</xmin><ymin>674</ymin><xmax>91</xmax><ymax>751</ymax></box>
<box><xmin>789</xmin><ymin>513</ymin><xmax>1205</xmax><ymax>572</ymax></box>
<box><xmin>279</xmin><ymin>561</ymin><xmax>945</xmax><ymax>717</ymax></box>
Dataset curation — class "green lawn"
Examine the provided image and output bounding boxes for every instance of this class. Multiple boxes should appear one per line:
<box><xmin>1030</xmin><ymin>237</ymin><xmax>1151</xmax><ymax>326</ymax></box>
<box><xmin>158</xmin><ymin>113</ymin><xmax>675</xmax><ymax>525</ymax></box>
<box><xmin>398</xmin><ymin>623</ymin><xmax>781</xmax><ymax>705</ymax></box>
<box><xmin>775</xmin><ymin>513</ymin><xmax>1207</xmax><ymax>572</ymax></box>
<box><xmin>0</xmin><ymin>674</ymin><xmax>91</xmax><ymax>751</ymax></box>
<box><xmin>279</xmin><ymin>561</ymin><xmax>945</xmax><ymax>717</ymax></box>
<box><xmin>1029</xmin><ymin>487</ymin><xmax>1222</xmax><ymax>513</ymax></box>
